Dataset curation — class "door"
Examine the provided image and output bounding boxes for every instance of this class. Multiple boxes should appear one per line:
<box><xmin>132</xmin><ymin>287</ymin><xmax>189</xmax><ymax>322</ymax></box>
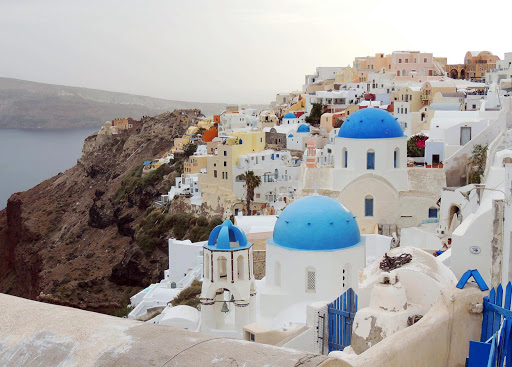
<box><xmin>328</xmin><ymin>288</ymin><xmax>358</xmax><ymax>352</ymax></box>
<box><xmin>432</xmin><ymin>154</ymin><xmax>440</xmax><ymax>165</ymax></box>
<box><xmin>460</xmin><ymin>127</ymin><xmax>472</xmax><ymax>145</ymax></box>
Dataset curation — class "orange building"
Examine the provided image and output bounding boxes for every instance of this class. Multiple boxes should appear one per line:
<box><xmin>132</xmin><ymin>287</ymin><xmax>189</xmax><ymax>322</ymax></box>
<box><xmin>213</xmin><ymin>115</ymin><xmax>221</xmax><ymax>124</ymax></box>
<box><xmin>112</xmin><ymin>118</ymin><xmax>133</xmax><ymax>130</ymax></box>
<box><xmin>202</xmin><ymin>124</ymin><xmax>218</xmax><ymax>142</ymax></box>
<box><xmin>446</xmin><ymin>51</ymin><xmax>500</xmax><ymax>81</ymax></box>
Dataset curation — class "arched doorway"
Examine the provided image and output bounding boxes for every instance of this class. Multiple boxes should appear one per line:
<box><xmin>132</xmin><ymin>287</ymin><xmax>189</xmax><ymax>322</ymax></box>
<box><xmin>447</xmin><ymin>205</ymin><xmax>461</xmax><ymax>232</ymax></box>
<box><xmin>460</xmin><ymin>69</ymin><xmax>466</xmax><ymax>79</ymax></box>
<box><xmin>450</xmin><ymin>69</ymin><xmax>459</xmax><ymax>79</ymax></box>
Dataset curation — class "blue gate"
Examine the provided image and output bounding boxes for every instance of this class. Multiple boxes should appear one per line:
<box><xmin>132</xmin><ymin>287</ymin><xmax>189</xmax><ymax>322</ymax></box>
<box><xmin>466</xmin><ymin>280</ymin><xmax>512</xmax><ymax>366</ymax></box>
<box><xmin>328</xmin><ymin>288</ymin><xmax>358</xmax><ymax>352</ymax></box>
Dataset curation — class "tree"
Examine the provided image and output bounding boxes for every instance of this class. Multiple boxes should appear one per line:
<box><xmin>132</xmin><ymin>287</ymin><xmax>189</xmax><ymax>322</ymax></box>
<box><xmin>468</xmin><ymin>144</ymin><xmax>487</xmax><ymax>184</ymax></box>
<box><xmin>305</xmin><ymin>103</ymin><xmax>324</xmax><ymax>125</ymax></box>
<box><xmin>240</xmin><ymin>171</ymin><xmax>261</xmax><ymax>216</ymax></box>
<box><xmin>183</xmin><ymin>142</ymin><xmax>197</xmax><ymax>157</ymax></box>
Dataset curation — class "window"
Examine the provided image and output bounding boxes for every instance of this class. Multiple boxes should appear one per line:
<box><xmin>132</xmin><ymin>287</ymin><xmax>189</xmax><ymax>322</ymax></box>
<box><xmin>260</xmin><ymin>138</ymin><xmax>263</xmax><ymax>142</ymax></box>
<box><xmin>394</xmin><ymin>148</ymin><xmax>400</xmax><ymax>168</ymax></box>
<box><xmin>429</xmin><ymin>207</ymin><xmax>438</xmax><ymax>218</ymax></box>
<box><xmin>405</xmin><ymin>108</ymin><xmax>407</xmax><ymax>114</ymax></box>
<box><xmin>214</xmin><ymin>170</ymin><xmax>217</xmax><ymax>178</ymax></box>
<box><xmin>365</xmin><ymin>196</ymin><xmax>374</xmax><ymax>217</ymax></box>
<box><xmin>223</xmin><ymin>161</ymin><xmax>227</xmax><ymax>167</ymax></box>
<box><xmin>397</xmin><ymin>71</ymin><xmax>400</xmax><ymax>76</ymax></box>
<box><xmin>399</xmin><ymin>59</ymin><xmax>402</xmax><ymax>63</ymax></box>
<box><xmin>225</xmin><ymin>172</ymin><xmax>228</xmax><ymax>180</ymax></box>
<box><xmin>367</xmin><ymin>150</ymin><xmax>375</xmax><ymax>170</ymax></box>
<box><xmin>424</xmin><ymin>58</ymin><xmax>427</xmax><ymax>63</ymax></box>
<box><xmin>223</xmin><ymin>151</ymin><xmax>227</xmax><ymax>156</ymax></box>
<box><xmin>343</xmin><ymin>148</ymin><xmax>348</xmax><ymax>168</ymax></box>
<box><xmin>222</xmin><ymin>172</ymin><xmax>225</xmax><ymax>179</ymax></box>
<box><xmin>306</xmin><ymin>267</ymin><xmax>316</xmax><ymax>292</ymax></box>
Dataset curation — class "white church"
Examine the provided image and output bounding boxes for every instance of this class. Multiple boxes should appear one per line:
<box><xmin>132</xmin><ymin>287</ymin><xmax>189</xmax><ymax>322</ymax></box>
<box><xmin>299</xmin><ymin>107</ymin><xmax>445</xmax><ymax>234</ymax></box>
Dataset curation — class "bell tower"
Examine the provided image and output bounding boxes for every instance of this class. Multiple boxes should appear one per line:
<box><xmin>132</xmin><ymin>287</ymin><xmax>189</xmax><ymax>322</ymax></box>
<box><xmin>200</xmin><ymin>220</ymin><xmax>255</xmax><ymax>337</ymax></box>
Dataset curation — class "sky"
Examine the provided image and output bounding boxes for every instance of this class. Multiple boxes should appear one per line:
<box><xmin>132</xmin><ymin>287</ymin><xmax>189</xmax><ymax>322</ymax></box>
<box><xmin>0</xmin><ymin>0</ymin><xmax>511</xmax><ymax>105</ymax></box>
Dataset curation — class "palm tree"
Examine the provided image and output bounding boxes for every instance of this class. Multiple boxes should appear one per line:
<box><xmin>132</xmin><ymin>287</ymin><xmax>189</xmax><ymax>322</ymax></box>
<box><xmin>240</xmin><ymin>171</ymin><xmax>261</xmax><ymax>216</ymax></box>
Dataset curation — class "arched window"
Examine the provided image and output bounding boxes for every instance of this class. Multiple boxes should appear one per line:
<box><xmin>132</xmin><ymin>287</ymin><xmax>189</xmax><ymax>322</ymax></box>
<box><xmin>367</xmin><ymin>150</ymin><xmax>375</xmax><ymax>170</ymax></box>
<box><xmin>342</xmin><ymin>148</ymin><xmax>348</xmax><ymax>168</ymax></box>
<box><xmin>237</xmin><ymin>255</ymin><xmax>245</xmax><ymax>280</ymax></box>
<box><xmin>205</xmin><ymin>253</ymin><xmax>210</xmax><ymax>280</ymax></box>
<box><xmin>306</xmin><ymin>267</ymin><xmax>316</xmax><ymax>292</ymax></box>
<box><xmin>275</xmin><ymin>261</ymin><xmax>281</xmax><ymax>287</ymax></box>
<box><xmin>402</xmin><ymin>69</ymin><xmax>407</xmax><ymax>77</ymax></box>
<box><xmin>217</xmin><ymin>256</ymin><xmax>227</xmax><ymax>280</ymax></box>
<box><xmin>429</xmin><ymin>207</ymin><xmax>438</xmax><ymax>218</ymax></box>
<box><xmin>394</xmin><ymin>148</ymin><xmax>400</xmax><ymax>168</ymax></box>
<box><xmin>365</xmin><ymin>195</ymin><xmax>374</xmax><ymax>217</ymax></box>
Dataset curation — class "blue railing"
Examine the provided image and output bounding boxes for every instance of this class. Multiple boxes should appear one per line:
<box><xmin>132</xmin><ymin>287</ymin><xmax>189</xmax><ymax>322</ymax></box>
<box><xmin>466</xmin><ymin>279</ymin><xmax>512</xmax><ymax>367</ymax></box>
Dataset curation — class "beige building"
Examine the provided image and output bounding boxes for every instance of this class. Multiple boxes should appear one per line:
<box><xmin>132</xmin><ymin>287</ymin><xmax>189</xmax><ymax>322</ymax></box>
<box><xmin>420</xmin><ymin>80</ymin><xmax>457</xmax><ymax>106</ymax></box>
<box><xmin>184</xmin><ymin>155</ymin><xmax>209</xmax><ymax>175</ymax></box>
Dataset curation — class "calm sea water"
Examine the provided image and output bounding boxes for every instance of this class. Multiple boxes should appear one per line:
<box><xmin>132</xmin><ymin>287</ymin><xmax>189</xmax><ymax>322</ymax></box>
<box><xmin>0</xmin><ymin>128</ymin><xmax>98</xmax><ymax>209</ymax></box>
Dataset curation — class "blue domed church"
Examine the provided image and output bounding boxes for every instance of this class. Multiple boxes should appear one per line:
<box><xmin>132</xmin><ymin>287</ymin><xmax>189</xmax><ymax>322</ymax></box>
<box><xmin>299</xmin><ymin>108</ymin><xmax>441</xmax><ymax>234</ymax></box>
<box><xmin>258</xmin><ymin>195</ymin><xmax>366</xmax><ymax>324</ymax></box>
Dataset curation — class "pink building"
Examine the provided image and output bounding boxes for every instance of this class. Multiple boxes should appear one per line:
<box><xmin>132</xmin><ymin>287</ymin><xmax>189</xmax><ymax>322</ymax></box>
<box><xmin>391</xmin><ymin>51</ymin><xmax>441</xmax><ymax>80</ymax></box>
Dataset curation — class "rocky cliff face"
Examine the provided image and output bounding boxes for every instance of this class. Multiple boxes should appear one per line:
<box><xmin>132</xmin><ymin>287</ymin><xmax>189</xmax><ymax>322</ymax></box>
<box><xmin>0</xmin><ymin>110</ymin><xmax>202</xmax><ymax>312</ymax></box>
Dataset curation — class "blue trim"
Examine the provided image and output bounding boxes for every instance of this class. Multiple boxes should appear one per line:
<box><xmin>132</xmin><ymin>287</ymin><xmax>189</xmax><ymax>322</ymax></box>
<box><xmin>456</xmin><ymin>269</ymin><xmax>489</xmax><ymax>291</ymax></box>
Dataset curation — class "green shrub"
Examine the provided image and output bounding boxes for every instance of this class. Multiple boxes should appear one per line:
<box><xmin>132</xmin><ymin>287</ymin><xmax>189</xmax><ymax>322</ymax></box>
<box><xmin>172</xmin><ymin>280</ymin><xmax>202</xmax><ymax>308</ymax></box>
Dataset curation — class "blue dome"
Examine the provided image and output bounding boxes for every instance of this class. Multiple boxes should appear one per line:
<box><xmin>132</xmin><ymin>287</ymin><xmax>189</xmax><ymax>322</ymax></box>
<box><xmin>338</xmin><ymin>108</ymin><xmax>404</xmax><ymax>139</ymax></box>
<box><xmin>268</xmin><ymin>196</ymin><xmax>361</xmax><ymax>251</ymax></box>
<box><xmin>297</xmin><ymin>124</ymin><xmax>310</xmax><ymax>133</ymax></box>
<box><xmin>204</xmin><ymin>220</ymin><xmax>252</xmax><ymax>251</ymax></box>
<box><xmin>283</xmin><ymin>112</ymin><xmax>297</xmax><ymax>119</ymax></box>
<box><xmin>288</xmin><ymin>134</ymin><xmax>294</xmax><ymax>138</ymax></box>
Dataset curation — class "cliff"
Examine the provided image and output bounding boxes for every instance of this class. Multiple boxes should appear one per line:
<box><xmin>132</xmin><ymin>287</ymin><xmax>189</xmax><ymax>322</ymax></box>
<box><xmin>0</xmin><ymin>109</ymin><xmax>219</xmax><ymax>313</ymax></box>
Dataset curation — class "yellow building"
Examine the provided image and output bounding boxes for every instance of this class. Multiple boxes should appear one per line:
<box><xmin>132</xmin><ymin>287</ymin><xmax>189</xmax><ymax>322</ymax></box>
<box><xmin>171</xmin><ymin>137</ymin><xmax>190</xmax><ymax>153</ymax></box>
<box><xmin>284</xmin><ymin>96</ymin><xmax>306</xmax><ymax>114</ymax></box>
<box><xmin>198</xmin><ymin>131</ymin><xmax>266</xmax><ymax>201</ymax></box>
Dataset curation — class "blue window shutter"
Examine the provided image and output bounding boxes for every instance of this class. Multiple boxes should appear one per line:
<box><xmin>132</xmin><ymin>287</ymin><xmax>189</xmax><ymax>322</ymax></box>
<box><xmin>429</xmin><ymin>208</ymin><xmax>438</xmax><ymax>218</ymax></box>
<box><xmin>394</xmin><ymin>151</ymin><xmax>397</xmax><ymax>168</ymax></box>
<box><xmin>367</xmin><ymin>152</ymin><xmax>375</xmax><ymax>170</ymax></box>
<box><xmin>344</xmin><ymin>150</ymin><xmax>348</xmax><ymax>168</ymax></box>
<box><xmin>365</xmin><ymin>198</ymin><xmax>374</xmax><ymax>216</ymax></box>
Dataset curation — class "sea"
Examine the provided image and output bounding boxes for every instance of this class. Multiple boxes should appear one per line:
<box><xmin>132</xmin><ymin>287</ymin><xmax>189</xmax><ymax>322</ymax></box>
<box><xmin>0</xmin><ymin>127</ymin><xmax>99</xmax><ymax>209</ymax></box>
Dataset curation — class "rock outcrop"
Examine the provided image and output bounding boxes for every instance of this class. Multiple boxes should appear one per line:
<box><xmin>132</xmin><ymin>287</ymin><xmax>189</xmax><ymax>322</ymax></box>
<box><xmin>0</xmin><ymin>110</ymin><xmax>202</xmax><ymax>312</ymax></box>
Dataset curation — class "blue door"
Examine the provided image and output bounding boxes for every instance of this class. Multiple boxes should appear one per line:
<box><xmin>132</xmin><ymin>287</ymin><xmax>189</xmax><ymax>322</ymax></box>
<box><xmin>328</xmin><ymin>288</ymin><xmax>358</xmax><ymax>352</ymax></box>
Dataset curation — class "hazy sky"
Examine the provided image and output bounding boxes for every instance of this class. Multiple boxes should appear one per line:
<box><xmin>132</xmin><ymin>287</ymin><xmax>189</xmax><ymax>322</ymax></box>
<box><xmin>1</xmin><ymin>0</ymin><xmax>511</xmax><ymax>104</ymax></box>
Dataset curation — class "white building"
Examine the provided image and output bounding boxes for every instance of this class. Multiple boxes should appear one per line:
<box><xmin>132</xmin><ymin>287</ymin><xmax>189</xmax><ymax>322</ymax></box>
<box><xmin>218</xmin><ymin>112</ymin><xmax>258</xmax><ymax>134</ymax></box>
<box><xmin>163</xmin><ymin>173</ymin><xmax>202</xmax><ymax>206</ymax></box>
<box><xmin>233</xmin><ymin>149</ymin><xmax>301</xmax><ymax>208</ymax></box>
<box><xmin>303</xmin><ymin>67</ymin><xmax>345</xmax><ymax>91</ymax></box>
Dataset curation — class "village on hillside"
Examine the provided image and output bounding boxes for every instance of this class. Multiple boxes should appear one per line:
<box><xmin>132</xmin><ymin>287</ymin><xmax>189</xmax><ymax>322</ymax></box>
<box><xmin>53</xmin><ymin>51</ymin><xmax>512</xmax><ymax>364</ymax></box>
